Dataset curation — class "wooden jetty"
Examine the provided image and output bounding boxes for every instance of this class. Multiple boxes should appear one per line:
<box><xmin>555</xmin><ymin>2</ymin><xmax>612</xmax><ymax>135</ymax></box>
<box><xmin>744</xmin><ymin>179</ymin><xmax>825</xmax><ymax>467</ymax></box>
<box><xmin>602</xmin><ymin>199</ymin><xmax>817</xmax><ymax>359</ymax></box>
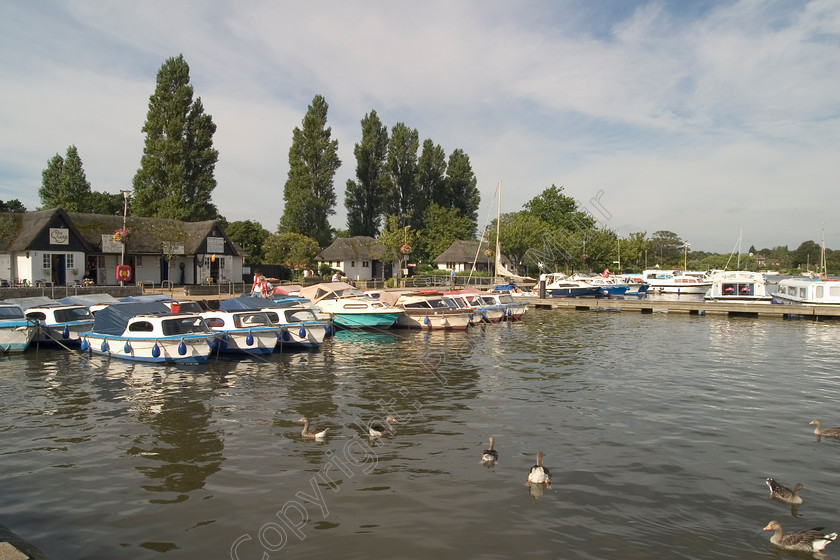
<box><xmin>529</xmin><ymin>297</ymin><xmax>840</xmax><ymax>320</ymax></box>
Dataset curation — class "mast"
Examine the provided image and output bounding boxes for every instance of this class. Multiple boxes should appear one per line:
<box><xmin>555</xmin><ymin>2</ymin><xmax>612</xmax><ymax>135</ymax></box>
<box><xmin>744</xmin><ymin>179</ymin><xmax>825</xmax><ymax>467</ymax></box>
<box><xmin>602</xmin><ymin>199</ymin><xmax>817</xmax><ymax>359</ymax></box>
<box><xmin>820</xmin><ymin>225</ymin><xmax>827</xmax><ymax>279</ymax></box>
<box><xmin>494</xmin><ymin>181</ymin><xmax>502</xmax><ymax>281</ymax></box>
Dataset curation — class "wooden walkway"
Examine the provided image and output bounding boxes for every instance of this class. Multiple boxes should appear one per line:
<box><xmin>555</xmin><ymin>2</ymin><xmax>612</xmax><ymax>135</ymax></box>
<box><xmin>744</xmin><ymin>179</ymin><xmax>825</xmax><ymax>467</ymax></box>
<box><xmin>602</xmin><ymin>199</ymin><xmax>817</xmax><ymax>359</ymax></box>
<box><xmin>529</xmin><ymin>297</ymin><xmax>840</xmax><ymax>320</ymax></box>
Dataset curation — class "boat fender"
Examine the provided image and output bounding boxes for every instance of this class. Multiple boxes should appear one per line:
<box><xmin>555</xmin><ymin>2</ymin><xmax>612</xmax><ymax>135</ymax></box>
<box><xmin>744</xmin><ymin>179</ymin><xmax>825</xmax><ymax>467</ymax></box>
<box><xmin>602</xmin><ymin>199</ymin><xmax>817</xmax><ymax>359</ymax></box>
<box><xmin>245</xmin><ymin>332</ymin><xmax>254</xmax><ymax>346</ymax></box>
<box><xmin>62</xmin><ymin>326</ymin><xmax>70</xmax><ymax>339</ymax></box>
<box><xmin>152</xmin><ymin>343</ymin><xmax>161</xmax><ymax>358</ymax></box>
<box><xmin>423</xmin><ymin>316</ymin><xmax>430</xmax><ymax>325</ymax></box>
<box><xmin>299</xmin><ymin>326</ymin><xmax>306</xmax><ymax>338</ymax></box>
<box><xmin>178</xmin><ymin>339</ymin><xmax>187</xmax><ymax>355</ymax></box>
<box><xmin>80</xmin><ymin>338</ymin><xmax>89</xmax><ymax>352</ymax></box>
<box><xmin>124</xmin><ymin>341</ymin><xmax>132</xmax><ymax>354</ymax></box>
<box><xmin>100</xmin><ymin>340</ymin><xmax>109</xmax><ymax>353</ymax></box>
<box><xmin>282</xmin><ymin>328</ymin><xmax>291</xmax><ymax>342</ymax></box>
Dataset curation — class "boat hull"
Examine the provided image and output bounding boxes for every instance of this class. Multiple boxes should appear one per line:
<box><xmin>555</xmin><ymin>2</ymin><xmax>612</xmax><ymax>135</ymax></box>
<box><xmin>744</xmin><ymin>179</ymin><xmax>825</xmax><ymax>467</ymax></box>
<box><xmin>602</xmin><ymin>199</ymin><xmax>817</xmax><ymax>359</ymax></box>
<box><xmin>33</xmin><ymin>321</ymin><xmax>95</xmax><ymax>345</ymax></box>
<box><xmin>395</xmin><ymin>311</ymin><xmax>472</xmax><ymax>330</ymax></box>
<box><xmin>80</xmin><ymin>333</ymin><xmax>215</xmax><ymax>363</ymax></box>
<box><xmin>275</xmin><ymin>322</ymin><xmax>328</xmax><ymax>349</ymax></box>
<box><xmin>331</xmin><ymin>312</ymin><xmax>400</xmax><ymax>329</ymax></box>
<box><xmin>548</xmin><ymin>287</ymin><xmax>602</xmax><ymax>298</ymax></box>
<box><xmin>212</xmin><ymin>328</ymin><xmax>281</xmax><ymax>355</ymax></box>
<box><xmin>0</xmin><ymin>322</ymin><xmax>37</xmax><ymax>353</ymax></box>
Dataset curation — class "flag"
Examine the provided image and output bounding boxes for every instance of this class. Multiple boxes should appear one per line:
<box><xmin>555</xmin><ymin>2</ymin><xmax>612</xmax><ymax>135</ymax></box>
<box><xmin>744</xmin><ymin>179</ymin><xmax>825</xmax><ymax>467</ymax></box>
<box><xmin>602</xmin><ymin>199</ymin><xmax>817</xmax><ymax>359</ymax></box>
<box><xmin>685</xmin><ymin>242</ymin><xmax>691</xmax><ymax>248</ymax></box>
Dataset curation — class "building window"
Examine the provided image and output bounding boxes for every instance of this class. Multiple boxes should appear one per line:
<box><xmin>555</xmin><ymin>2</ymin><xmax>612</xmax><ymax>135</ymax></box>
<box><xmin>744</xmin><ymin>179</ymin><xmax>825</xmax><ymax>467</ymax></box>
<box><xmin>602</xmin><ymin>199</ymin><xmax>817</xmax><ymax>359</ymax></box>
<box><xmin>136</xmin><ymin>255</ymin><xmax>143</xmax><ymax>267</ymax></box>
<box><xmin>42</xmin><ymin>254</ymin><xmax>51</xmax><ymax>269</ymax></box>
<box><xmin>362</xmin><ymin>261</ymin><xmax>369</xmax><ymax>268</ymax></box>
<box><xmin>65</xmin><ymin>254</ymin><xmax>75</xmax><ymax>269</ymax></box>
<box><xmin>351</xmin><ymin>261</ymin><xmax>356</xmax><ymax>267</ymax></box>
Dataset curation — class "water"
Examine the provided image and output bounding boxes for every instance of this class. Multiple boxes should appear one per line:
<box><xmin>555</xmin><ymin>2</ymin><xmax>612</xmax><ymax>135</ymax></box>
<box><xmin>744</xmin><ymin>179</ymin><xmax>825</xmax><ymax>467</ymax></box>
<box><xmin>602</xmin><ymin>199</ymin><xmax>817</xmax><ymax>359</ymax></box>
<box><xmin>2</xmin><ymin>309</ymin><xmax>840</xmax><ymax>559</ymax></box>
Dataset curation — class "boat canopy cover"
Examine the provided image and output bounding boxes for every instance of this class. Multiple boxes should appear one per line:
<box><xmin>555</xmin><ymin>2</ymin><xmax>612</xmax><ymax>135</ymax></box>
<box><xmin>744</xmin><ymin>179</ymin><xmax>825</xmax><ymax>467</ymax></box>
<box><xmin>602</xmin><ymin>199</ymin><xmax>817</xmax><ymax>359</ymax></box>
<box><xmin>58</xmin><ymin>293</ymin><xmax>121</xmax><ymax>307</ymax></box>
<box><xmin>0</xmin><ymin>304</ymin><xmax>25</xmax><ymax>320</ymax></box>
<box><xmin>5</xmin><ymin>296</ymin><xmax>58</xmax><ymax>309</ymax></box>
<box><xmin>92</xmin><ymin>302</ymin><xmax>172</xmax><ymax>335</ymax></box>
<box><xmin>120</xmin><ymin>294</ymin><xmax>175</xmax><ymax>303</ymax></box>
<box><xmin>299</xmin><ymin>282</ymin><xmax>362</xmax><ymax>302</ymax></box>
<box><xmin>219</xmin><ymin>295</ymin><xmax>281</xmax><ymax>311</ymax></box>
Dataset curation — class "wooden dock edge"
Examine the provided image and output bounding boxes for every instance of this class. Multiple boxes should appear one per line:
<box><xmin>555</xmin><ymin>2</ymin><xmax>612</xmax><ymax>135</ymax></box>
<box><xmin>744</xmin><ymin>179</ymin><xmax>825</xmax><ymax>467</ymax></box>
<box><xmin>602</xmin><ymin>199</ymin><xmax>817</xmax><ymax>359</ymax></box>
<box><xmin>529</xmin><ymin>298</ymin><xmax>840</xmax><ymax>320</ymax></box>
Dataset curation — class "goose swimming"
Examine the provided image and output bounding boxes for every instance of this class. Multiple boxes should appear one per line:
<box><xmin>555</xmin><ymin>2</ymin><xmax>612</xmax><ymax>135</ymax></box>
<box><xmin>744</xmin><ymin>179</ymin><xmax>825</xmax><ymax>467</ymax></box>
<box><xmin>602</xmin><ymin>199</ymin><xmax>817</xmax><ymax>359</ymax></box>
<box><xmin>369</xmin><ymin>416</ymin><xmax>397</xmax><ymax>438</ymax></box>
<box><xmin>764</xmin><ymin>521</ymin><xmax>837</xmax><ymax>553</ymax></box>
<box><xmin>527</xmin><ymin>450</ymin><xmax>551</xmax><ymax>485</ymax></box>
<box><xmin>481</xmin><ymin>436</ymin><xmax>498</xmax><ymax>464</ymax></box>
<box><xmin>298</xmin><ymin>417</ymin><xmax>328</xmax><ymax>440</ymax></box>
<box><xmin>765</xmin><ymin>478</ymin><xmax>804</xmax><ymax>505</ymax></box>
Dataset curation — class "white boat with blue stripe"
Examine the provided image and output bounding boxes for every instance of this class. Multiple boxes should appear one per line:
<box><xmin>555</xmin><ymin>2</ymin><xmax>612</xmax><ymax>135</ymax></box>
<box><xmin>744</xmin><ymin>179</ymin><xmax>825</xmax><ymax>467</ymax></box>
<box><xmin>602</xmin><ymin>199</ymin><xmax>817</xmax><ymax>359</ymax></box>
<box><xmin>79</xmin><ymin>302</ymin><xmax>216</xmax><ymax>363</ymax></box>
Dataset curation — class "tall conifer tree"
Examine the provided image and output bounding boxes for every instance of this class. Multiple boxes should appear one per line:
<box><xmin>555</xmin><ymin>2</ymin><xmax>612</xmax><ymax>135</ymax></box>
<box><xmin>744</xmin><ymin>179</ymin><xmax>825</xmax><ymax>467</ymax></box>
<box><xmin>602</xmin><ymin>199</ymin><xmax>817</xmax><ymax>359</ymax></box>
<box><xmin>416</xmin><ymin>139</ymin><xmax>447</xmax><ymax>227</ymax></box>
<box><xmin>132</xmin><ymin>54</ymin><xmax>219</xmax><ymax>221</ymax></box>
<box><xmin>279</xmin><ymin>95</ymin><xmax>341</xmax><ymax>247</ymax></box>
<box><xmin>38</xmin><ymin>145</ymin><xmax>92</xmax><ymax>211</ymax></box>
<box><xmin>345</xmin><ymin>110</ymin><xmax>388</xmax><ymax>237</ymax></box>
<box><xmin>382</xmin><ymin>122</ymin><xmax>419</xmax><ymax>228</ymax></box>
<box><xmin>444</xmin><ymin>149</ymin><xmax>480</xmax><ymax>236</ymax></box>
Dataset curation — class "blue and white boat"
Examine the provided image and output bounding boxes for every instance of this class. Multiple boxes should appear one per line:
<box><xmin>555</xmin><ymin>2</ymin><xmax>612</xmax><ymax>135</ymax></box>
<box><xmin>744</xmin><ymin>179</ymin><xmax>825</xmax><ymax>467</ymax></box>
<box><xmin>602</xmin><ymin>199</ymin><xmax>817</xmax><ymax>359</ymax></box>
<box><xmin>541</xmin><ymin>273</ymin><xmax>602</xmax><ymax>298</ymax></box>
<box><xmin>79</xmin><ymin>302</ymin><xmax>216</xmax><ymax>363</ymax></box>
<box><xmin>7</xmin><ymin>296</ymin><xmax>95</xmax><ymax>346</ymax></box>
<box><xmin>199</xmin><ymin>309</ymin><xmax>283</xmax><ymax>356</ymax></box>
<box><xmin>0</xmin><ymin>303</ymin><xmax>38</xmax><ymax>353</ymax></box>
<box><xmin>299</xmin><ymin>282</ymin><xmax>402</xmax><ymax>329</ymax></box>
<box><xmin>219</xmin><ymin>296</ymin><xmax>330</xmax><ymax>348</ymax></box>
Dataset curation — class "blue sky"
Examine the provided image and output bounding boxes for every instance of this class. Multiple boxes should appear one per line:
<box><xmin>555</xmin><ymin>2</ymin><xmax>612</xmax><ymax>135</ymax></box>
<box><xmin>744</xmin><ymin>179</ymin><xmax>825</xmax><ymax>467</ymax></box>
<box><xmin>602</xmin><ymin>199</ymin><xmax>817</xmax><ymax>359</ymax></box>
<box><xmin>1</xmin><ymin>0</ymin><xmax>838</xmax><ymax>253</ymax></box>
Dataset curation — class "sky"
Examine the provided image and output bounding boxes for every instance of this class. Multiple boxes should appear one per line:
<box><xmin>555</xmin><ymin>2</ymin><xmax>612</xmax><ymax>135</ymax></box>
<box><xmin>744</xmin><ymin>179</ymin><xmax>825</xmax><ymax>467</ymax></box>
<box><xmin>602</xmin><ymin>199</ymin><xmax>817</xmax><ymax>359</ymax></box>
<box><xmin>1</xmin><ymin>0</ymin><xmax>838</xmax><ymax>254</ymax></box>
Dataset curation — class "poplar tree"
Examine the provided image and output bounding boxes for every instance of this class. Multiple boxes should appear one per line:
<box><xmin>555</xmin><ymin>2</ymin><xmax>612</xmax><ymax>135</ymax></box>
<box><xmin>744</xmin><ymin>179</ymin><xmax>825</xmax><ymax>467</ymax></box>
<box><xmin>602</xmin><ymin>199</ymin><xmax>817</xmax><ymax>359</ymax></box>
<box><xmin>382</xmin><ymin>122</ymin><xmax>419</xmax><ymax>228</ymax></box>
<box><xmin>345</xmin><ymin>110</ymin><xmax>388</xmax><ymax>237</ymax></box>
<box><xmin>279</xmin><ymin>95</ymin><xmax>341</xmax><ymax>247</ymax></box>
<box><xmin>132</xmin><ymin>54</ymin><xmax>219</xmax><ymax>221</ymax></box>
<box><xmin>416</xmin><ymin>139</ymin><xmax>447</xmax><ymax>224</ymax></box>
<box><xmin>444</xmin><ymin>149</ymin><xmax>480</xmax><ymax>235</ymax></box>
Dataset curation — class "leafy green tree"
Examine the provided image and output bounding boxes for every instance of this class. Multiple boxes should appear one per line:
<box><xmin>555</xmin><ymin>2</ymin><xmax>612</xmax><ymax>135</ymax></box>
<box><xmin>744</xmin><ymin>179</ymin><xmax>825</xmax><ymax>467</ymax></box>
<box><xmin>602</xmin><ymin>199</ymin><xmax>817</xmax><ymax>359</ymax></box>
<box><xmin>793</xmin><ymin>240</ymin><xmax>821</xmax><ymax>270</ymax></box>
<box><xmin>132</xmin><ymin>54</ymin><xmax>219</xmax><ymax>221</ymax></box>
<box><xmin>382</xmin><ymin>122</ymin><xmax>419</xmax><ymax>229</ymax></box>
<box><xmin>650</xmin><ymin>230</ymin><xmax>684</xmax><ymax>267</ymax></box>
<box><xmin>523</xmin><ymin>185</ymin><xmax>595</xmax><ymax>233</ymax></box>
<box><xmin>374</xmin><ymin>215</ymin><xmax>417</xmax><ymax>277</ymax></box>
<box><xmin>226</xmin><ymin>220</ymin><xmax>269</xmax><ymax>264</ymax></box>
<box><xmin>416</xmin><ymin>139</ymin><xmax>447</xmax><ymax>222</ymax></box>
<box><xmin>87</xmin><ymin>191</ymin><xmax>127</xmax><ymax>215</ymax></box>
<box><xmin>0</xmin><ymin>199</ymin><xmax>26</xmax><ymax>212</ymax></box>
<box><xmin>38</xmin><ymin>146</ymin><xmax>92</xmax><ymax>211</ymax></box>
<box><xmin>488</xmin><ymin>211</ymin><xmax>551</xmax><ymax>272</ymax></box>
<box><xmin>279</xmin><ymin>94</ymin><xmax>341</xmax><ymax>247</ymax></box>
<box><xmin>418</xmin><ymin>203</ymin><xmax>475</xmax><ymax>262</ymax></box>
<box><xmin>444</xmin><ymin>149</ymin><xmax>480</xmax><ymax>235</ymax></box>
<box><xmin>619</xmin><ymin>231</ymin><xmax>651</xmax><ymax>271</ymax></box>
<box><xmin>345</xmin><ymin>110</ymin><xmax>388</xmax><ymax>237</ymax></box>
<box><xmin>263</xmin><ymin>232</ymin><xmax>320</xmax><ymax>272</ymax></box>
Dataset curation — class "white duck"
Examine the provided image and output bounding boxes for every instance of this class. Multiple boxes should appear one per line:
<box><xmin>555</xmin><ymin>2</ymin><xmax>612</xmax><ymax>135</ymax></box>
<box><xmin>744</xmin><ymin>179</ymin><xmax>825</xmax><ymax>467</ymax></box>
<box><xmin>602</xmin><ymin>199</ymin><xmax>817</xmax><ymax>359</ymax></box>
<box><xmin>764</xmin><ymin>521</ymin><xmax>837</xmax><ymax>553</ymax></box>
<box><xmin>765</xmin><ymin>478</ymin><xmax>804</xmax><ymax>505</ymax></box>
<box><xmin>298</xmin><ymin>417</ymin><xmax>328</xmax><ymax>440</ymax></box>
<box><xmin>481</xmin><ymin>436</ymin><xmax>499</xmax><ymax>464</ymax></box>
<box><xmin>369</xmin><ymin>416</ymin><xmax>397</xmax><ymax>438</ymax></box>
<box><xmin>527</xmin><ymin>450</ymin><xmax>551</xmax><ymax>486</ymax></box>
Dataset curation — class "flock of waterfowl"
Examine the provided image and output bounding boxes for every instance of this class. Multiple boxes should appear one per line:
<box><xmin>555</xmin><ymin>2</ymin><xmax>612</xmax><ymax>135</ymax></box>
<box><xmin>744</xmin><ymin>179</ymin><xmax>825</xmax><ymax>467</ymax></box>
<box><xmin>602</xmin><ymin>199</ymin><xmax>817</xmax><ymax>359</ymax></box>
<box><xmin>761</xmin><ymin>419</ymin><xmax>840</xmax><ymax>556</ymax></box>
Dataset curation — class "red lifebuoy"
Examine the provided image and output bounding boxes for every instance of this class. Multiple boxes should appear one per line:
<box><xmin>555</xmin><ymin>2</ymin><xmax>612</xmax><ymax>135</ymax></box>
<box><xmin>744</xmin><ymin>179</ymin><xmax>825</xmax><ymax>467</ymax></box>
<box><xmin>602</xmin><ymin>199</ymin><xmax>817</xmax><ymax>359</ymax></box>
<box><xmin>116</xmin><ymin>264</ymin><xmax>132</xmax><ymax>282</ymax></box>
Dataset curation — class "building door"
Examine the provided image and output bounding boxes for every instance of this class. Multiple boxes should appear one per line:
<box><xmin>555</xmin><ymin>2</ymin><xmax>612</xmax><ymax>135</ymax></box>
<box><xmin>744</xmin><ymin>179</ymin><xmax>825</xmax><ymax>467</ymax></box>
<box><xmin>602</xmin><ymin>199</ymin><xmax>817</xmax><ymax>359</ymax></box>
<box><xmin>53</xmin><ymin>254</ymin><xmax>66</xmax><ymax>285</ymax></box>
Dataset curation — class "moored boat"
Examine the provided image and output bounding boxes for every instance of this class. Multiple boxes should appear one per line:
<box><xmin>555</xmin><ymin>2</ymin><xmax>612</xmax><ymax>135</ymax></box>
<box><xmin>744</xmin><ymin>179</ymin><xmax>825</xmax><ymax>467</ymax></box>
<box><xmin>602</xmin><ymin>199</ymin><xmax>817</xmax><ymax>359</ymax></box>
<box><xmin>704</xmin><ymin>270</ymin><xmax>772</xmax><ymax>302</ymax></box>
<box><xmin>541</xmin><ymin>273</ymin><xmax>602</xmax><ymax>298</ymax></box>
<box><xmin>445</xmin><ymin>291</ymin><xmax>505</xmax><ymax>323</ymax></box>
<box><xmin>642</xmin><ymin>269</ymin><xmax>712</xmax><ymax>294</ymax></box>
<box><xmin>299</xmin><ymin>282</ymin><xmax>401</xmax><ymax>329</ymax></box>
<box><xmin>771</xmin><ymin>277</ymin><xmax>840</xmax><ymax>306</ymax></box>
<box><xmin>377</xmin><ymin>291</ymin><xmax>472</xmax><ymax>330</ymax></box>
<box><xmin>219</xmin><ymin>296</ymin><xmax>329</xmax><ymax>348</ymax></box>
<box><xmin>479</xmin><ymin>292</ymin><xmax>529</xmax><ymax>320</ymax></box>
<box><xmin>79</xmin><ymin>302</ymin><xmax>216</xmax><ymax>363</ymax></box>
<box><xmin>0</xmin><ymin>303</ymin><xmax>38</xmax><ymax>353</ymax></box>
<box><xmin>199</xmin><ymin>309</ymin><xmax>282</xmax><ymax>355</ymax></box>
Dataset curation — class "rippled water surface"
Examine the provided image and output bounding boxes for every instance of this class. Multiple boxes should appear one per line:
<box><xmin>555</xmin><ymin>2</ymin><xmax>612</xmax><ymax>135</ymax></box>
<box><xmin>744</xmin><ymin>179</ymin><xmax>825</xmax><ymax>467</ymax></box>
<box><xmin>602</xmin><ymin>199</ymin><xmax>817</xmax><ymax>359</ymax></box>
<box><xmin>3</xmin><ymin>309</ymin><xmax>840</xmax><ymax>559</ymax></box>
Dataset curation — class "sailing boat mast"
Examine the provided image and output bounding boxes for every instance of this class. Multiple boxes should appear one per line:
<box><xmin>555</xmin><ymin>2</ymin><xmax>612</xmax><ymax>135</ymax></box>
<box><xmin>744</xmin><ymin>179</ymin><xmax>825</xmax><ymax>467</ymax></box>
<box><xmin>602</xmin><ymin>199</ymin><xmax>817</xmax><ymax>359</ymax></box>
<box><xmin>820</xmin><ymin>225</ymin><xmax>827</xmax><ymax>279</ymax></box>
<box><xmin>494</xmin><ymin>181</ymin><xmax>502</xmax><ymax>281</ymax></box>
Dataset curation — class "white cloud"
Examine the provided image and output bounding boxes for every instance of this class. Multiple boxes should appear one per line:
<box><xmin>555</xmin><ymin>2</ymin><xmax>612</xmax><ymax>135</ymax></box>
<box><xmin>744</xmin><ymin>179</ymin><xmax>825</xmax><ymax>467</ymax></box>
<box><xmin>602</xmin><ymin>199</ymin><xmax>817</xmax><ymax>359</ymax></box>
<box><xmin>1</xmin><ymin>0</ymin><xmax>838</xmax><ymax>253</ymax></box>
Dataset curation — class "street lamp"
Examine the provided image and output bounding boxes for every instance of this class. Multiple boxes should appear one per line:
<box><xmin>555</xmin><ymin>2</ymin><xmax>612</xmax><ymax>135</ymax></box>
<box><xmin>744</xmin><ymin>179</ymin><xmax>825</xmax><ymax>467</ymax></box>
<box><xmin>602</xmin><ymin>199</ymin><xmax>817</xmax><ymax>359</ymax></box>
<box><xmin>120</xmin><ymin>190</ymin><xmax>130</xmax><ymax>285</ymax></box>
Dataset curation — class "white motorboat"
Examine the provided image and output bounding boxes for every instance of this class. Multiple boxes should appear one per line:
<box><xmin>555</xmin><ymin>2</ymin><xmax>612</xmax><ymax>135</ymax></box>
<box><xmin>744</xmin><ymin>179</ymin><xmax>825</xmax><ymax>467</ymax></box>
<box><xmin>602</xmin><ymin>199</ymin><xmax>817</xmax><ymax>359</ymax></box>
<box><xmin>199</xmin><ymin>310</ymin><xmax>282</xmax><ymax>356</ymax></box>
<box><xmin>377</xmin><ymin>291</ymin><xmax>472</xmax><ymax>330</ymax></box>
<box><xmin>704</xmin><ymin>271</ymin><xmax>773</xmax><ymax>302</ymax></box>
<box><xmin>642</xmin><ymin>269</ymin><xmax>712</xmax><ymax>294</ymax></box>
<box><xmin>0</xmin><ymin>303</ymin><xmax>38</xmax><ymax>353</ymax></box>
<box><xmin>79</xmin><ymin>302</ymin><xmax>216</xmax><ymax>363</ymax></box>
<box><xmin>772</xmin><ymin>277</ymin><xmax>840</xmax><ymax>306</ymax></box>
<box><xmin>299</xmin><ymin>282</ymin><xmax>402</xmax><ymax>329</ymax></box>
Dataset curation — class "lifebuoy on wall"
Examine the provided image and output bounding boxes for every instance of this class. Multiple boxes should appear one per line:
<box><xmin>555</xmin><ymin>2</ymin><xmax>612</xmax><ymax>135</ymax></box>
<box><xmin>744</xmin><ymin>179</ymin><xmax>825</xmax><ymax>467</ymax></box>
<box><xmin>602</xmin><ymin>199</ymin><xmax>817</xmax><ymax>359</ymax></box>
<box><xmin>116</xmin><ymin>264</ymin><xmax>132</xmax><ymax>282</ymax></box>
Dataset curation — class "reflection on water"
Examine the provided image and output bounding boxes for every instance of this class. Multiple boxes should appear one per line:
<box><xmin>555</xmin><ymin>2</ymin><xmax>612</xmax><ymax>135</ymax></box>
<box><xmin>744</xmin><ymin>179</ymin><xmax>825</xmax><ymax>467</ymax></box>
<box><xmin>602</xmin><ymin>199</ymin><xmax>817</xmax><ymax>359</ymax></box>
<box><xmin>2</xmin><ymin>312</ymin><xmax>840</xmax><ymax>559</ymax></box>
